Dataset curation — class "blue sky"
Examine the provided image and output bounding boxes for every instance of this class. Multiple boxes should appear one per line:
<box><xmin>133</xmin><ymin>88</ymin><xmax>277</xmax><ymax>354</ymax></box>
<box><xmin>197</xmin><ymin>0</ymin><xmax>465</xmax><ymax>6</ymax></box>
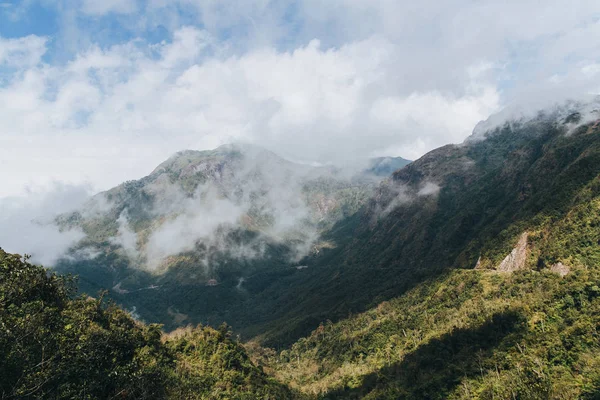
<box><xmin>1</xmin><ymin>0</ymin><xmax>600</xmax><ymax>198</ymax></box>
<box><xmin>0</xmin><ymin>2</ymin><xmax>57</xmax><ymax>38</ymax></box>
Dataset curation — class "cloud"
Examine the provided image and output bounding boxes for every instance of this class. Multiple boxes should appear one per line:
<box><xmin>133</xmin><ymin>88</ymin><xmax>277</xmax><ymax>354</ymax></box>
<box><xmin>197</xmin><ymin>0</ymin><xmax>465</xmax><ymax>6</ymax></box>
<box><xmin>80</xmin><ymin>0</ymin><xmax>137</xmax><ymax>15</ymax></box>
<box><xmin>0</xmin><ymin>183</ymin><xmax>89</xmax><ymax>266</ymax></box>
<box><xmin>372</xmin><ymin>178</ymin><xmax>443</xmax><ymax>219</ymax></box>
<box><xmin>0</xmin><ymin>35</ymin><xmax>47</xmax><ymax>67</ymax></box>
<box><xmin>3</xmin><ymin>0</ymin><xmax>600</xmax><ymax>274</ymax></box>
<box><xmin>0</xmin><ymin>29</ymin><xmax>499</xmax><ymax>197</ymax></box>
<box><xmin>109</xmin><ymin>211</ymin><xmax>140</xmax><ymax>259</ymax></box>
<box><xmin>144</xmin><ymin>184</ymin><xmax>248</xmax><ymax>268</ymax></box>
<box><xmin>2</xmin><ymin>1</ymin><xmax>600</xmax><ymax>198</ymax></box>
<box><xmin>418</xmin><ymin>182</ymin><xmax>441</xmax><ymax>197</ymax></box>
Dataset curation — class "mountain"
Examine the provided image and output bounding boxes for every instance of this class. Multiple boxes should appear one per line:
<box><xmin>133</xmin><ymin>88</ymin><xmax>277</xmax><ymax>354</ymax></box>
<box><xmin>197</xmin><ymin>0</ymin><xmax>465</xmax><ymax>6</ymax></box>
<box><xmin>364</xmin><ymin>156</ymin><xmax>412</xmax><ymax>177</ymax></box>
<box><xmin>6</xmin><ymin>102</ymin><xmax>600</xmax><ymax>399</ymax></box>
<box><xmin>232</xmin><ymin>103</ymin><xmax>600</xmax><ymax>347</ymax></box>
<box><xmin>55</xmin><ymin>102</ymin><xmax>600</xmax><ymax>348</ymax></box>
<box><xmin>223</xmin><ymin>103</ymin><xmax>600</xmax><ymax>399</ymax></box>
<box><xmin>53</xmin><ymin>144</ymin><xmax>407</xmax><ymax>330</ymax></box>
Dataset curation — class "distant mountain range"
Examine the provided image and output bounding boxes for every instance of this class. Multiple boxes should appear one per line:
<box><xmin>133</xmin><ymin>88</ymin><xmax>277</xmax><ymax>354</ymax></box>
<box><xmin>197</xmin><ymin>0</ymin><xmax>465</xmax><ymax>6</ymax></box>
<box><xmin>365</xmin><ymin>156</ymin><xmax>411</xmax><ymax>176</ymax></box>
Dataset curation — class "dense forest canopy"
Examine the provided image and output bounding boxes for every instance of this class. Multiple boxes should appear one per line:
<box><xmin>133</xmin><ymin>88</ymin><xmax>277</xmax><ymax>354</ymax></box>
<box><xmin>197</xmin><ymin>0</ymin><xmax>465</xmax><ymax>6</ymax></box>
<box><xmin>0</xmin><ymin>248</ymin><xmax>292</xmax><ymax>399</ymax></box>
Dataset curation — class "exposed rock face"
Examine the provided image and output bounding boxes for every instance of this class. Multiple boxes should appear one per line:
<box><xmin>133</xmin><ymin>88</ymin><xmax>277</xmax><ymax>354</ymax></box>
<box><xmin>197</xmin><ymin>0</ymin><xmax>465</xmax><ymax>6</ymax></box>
<box><xmin>550</xmin><ymin>262</ymin><xmax>570</xmax><ymax>277</ymax></box>
<box><xmin>497</xmin><ymin>232</ymin><xmax>529</xmax><ymax>272</ymax></box>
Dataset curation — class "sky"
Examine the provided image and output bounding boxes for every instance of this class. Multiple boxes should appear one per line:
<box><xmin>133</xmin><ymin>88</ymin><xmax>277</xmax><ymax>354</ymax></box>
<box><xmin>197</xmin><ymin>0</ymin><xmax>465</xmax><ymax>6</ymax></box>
<box><xmin>1</xmin><ymin>0</ymin><xmax>600</xmax><ymax>198</ymax></box>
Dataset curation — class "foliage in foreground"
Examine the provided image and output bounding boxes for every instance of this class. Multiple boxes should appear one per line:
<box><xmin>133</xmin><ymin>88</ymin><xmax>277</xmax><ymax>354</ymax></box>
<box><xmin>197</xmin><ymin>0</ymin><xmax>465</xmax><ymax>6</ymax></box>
<box><xmin>0</xmin><ymin>248</ymin><xmax>293</xmax><ymax>399</ymax></box>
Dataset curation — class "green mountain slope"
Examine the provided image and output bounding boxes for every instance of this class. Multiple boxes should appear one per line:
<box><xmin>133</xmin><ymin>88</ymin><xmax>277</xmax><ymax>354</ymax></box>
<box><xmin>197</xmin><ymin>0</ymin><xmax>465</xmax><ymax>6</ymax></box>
<box><xmin>236</xmin><ymin>110</ymin><xmax>600</xmax><ymax>399</ymax></box>
<box><xmin>237</xmin><ymin>107</ymin><xmax>600</xmax><ymax>347</ymax></box>
<box><xmin>252</xmin><ymin>190</ymin><xmax>600</xmax><ymax>398</ymax></box>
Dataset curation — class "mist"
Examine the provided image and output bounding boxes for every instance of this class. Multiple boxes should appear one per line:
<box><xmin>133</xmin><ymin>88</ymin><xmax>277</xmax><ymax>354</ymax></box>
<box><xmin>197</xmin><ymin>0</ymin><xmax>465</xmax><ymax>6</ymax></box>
<box><xmin>469</xmin><ymin>95</ymin><xmax>600</xmax><ymax>142</ymax></box>
<box><xmin>55</xmin><ymin>144</ymin><xmax>380</xmax><ymax>272</ymax></box>
<box><xmin>4</xmin><ymin>93</ymin><xmax>598</xmax><ymax>272</ymax></box>
<box><xmin>0</xmin><ymin>183</ymin><xmax>90</xmax><ymax>266</ymax></box>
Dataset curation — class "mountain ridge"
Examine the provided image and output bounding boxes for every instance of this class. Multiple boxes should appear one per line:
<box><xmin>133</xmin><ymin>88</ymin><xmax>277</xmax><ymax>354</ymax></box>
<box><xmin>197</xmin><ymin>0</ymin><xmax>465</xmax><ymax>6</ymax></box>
<box><xmin>231</xmin><ymin>104</ymin><xmax>600</xmax><ymax>347</ymax></box>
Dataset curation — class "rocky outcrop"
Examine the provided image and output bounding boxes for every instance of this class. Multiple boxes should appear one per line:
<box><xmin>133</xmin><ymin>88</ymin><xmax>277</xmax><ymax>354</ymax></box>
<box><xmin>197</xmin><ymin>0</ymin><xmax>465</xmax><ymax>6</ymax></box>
<box><xmin>550</xmin><ymin>262</ymin><xmax>570</xmax><ymax>277</ymax></box>
<box><xmin>497</xmin><ymin>232</ymin><xmax>529</xmax><ymax>272</ymax></box>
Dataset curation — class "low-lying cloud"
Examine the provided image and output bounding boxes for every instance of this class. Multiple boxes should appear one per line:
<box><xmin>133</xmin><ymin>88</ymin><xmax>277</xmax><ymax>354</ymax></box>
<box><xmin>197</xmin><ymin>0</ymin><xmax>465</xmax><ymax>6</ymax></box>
<box><xmin>0</xmin><ymin>183</ymin><xmax>90</xmax><ymax>265</ymax></box>
<box><xmin>70</xmin><ymin>147</ymin><xmax>351</xmax><ymax>271</ymax></box>
<box><xmin>109</xmin><ymin>211</ymin><xmax>140</xmax><ymax>260</ymax></box>
<box><xmin>144</xmin><ymin>184</ymin><xmax>250</xmax><ymax>268</ymax></box>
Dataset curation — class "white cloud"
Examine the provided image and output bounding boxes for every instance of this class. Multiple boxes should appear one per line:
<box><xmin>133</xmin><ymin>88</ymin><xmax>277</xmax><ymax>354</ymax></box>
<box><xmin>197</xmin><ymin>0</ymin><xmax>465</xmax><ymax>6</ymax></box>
<box><xmin>0</xmin><ymin>28</ymin><xmax>502</xmax><ymax>196</ymax></box>
<box><xmin>145</xmin><ymin>184</ymin><xmax>247</xmax><ymax>267</ymax></box>
<box><xmin>0</xmin><ymin>35</ymin><xmax>47</xmax><ymax>67</ymax></box>
<box><xmin>369</xmin><ymin>85</ymin><xmax>499</xmax><ymax>159</ymax></box>
<box><xmin>109</xmin><ymin>211</ymin><xmax>140</xmax><ymax>259</ymax></box>
<box><xmin>2</xmin><ymin>1</ymin><xmax>600</xmax><ymax>198</ymax></box>
<box><xmin>418</xmin><ymin>182</ymin><xmax>441</xmax><ymax>197</ymax></box>
<box><xmin>0</xmin><ymin>183</ymin><xmax>89</xmax><ymax>265</ymax></box>
<box><xmin>2</xmin><ymin>0</ymin><xmax>600</xmax><ymax>270</ymax></box>
<box><xmin>80</xmin><ymin>0</ymin><xmax>137</xmax><ymax>15</ymax></box>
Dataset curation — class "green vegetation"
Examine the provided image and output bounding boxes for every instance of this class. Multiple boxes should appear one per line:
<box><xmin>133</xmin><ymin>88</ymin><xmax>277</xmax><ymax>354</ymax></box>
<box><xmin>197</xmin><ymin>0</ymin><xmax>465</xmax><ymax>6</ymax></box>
<box><xmin>244</xmin><ymin>163</ymin><xmax>600</xmax><ymax>398</ymax></box>
<box><xmin>166</xmin><ymin>325</ymin><xmax>293</xmax><ymax>399</ymax></box>
<box><xmin>0</xmin><ymin>249</ymin><xmax>293</xmax><ymax>399</ymax></box>
<box><xmin>258</xmin><ymin>266</ymin><xmax>600</xmax><ymax>398</ymax></box>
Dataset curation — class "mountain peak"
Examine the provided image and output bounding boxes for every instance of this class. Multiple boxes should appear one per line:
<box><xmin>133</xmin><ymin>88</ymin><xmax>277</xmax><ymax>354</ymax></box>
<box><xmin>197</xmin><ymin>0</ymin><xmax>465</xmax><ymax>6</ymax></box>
<box><xmin>214</xmin><ymin>142</ymin><xmax>271</xmax><ymax>154</ymax></box>
<box><xmin>468</xmin><ymin>96</ymin><xmax>600</xmax><ymax>142</ymax></box>
<box><xmin>151</xmin><ymin>143</ymin><xmax>287</xmax><ymax>176</ymax></box>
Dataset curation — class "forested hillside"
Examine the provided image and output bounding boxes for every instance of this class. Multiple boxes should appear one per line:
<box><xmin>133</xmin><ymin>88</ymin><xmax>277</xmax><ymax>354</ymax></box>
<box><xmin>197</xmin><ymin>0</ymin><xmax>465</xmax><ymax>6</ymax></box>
<box><xmin>239</xmin><ymin>109</ymin><xmax>600</xmax><ymax>347</ymax></box>
<box><xmin>260</xmin><ymin>244</ymin><xmax>600</xmax><ymax>398</ymax></box>
<box><xmin>0</xmin><ymin>248</ymin><xmax>294</xmax><ymax>399</ymax></box>
<box><xmin>236</xmin><ymin>110</ymin><xmax>600</xmax><ymax>399</ymax></box>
